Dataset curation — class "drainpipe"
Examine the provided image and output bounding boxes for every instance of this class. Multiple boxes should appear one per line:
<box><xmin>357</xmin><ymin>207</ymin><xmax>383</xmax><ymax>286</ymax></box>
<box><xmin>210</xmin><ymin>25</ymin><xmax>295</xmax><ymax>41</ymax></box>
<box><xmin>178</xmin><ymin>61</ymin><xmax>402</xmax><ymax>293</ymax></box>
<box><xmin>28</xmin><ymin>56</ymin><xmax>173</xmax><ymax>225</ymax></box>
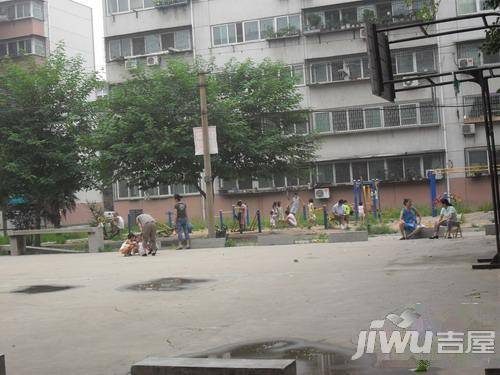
<box><xmin>436</xmin><ymin>18</ymin><xmax>451</xmax><ymax>194</ymax></box>
<box><xmin>190</xmin><ymin>0</ymin><xmax>196</xmax><ymax>59</ymax></box>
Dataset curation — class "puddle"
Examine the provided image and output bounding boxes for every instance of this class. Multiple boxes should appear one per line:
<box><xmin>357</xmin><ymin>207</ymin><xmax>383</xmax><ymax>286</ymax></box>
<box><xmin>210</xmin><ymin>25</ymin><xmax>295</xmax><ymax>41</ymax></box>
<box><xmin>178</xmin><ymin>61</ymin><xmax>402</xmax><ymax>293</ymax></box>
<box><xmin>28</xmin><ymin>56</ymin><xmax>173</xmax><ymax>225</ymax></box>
<box><xmin>125</xmin><ymin>278</ymin><xmax>210</xmax><ymax>292</ymax></box>
<box><xmin>12</xmin><ymin>285</ymin><xmax>76</xmax><ymax>294</ymax></box>
<box><xmin>186</xmin><ymin>339</ymin><xmax>441</xmax><ymax>374</ymax></box>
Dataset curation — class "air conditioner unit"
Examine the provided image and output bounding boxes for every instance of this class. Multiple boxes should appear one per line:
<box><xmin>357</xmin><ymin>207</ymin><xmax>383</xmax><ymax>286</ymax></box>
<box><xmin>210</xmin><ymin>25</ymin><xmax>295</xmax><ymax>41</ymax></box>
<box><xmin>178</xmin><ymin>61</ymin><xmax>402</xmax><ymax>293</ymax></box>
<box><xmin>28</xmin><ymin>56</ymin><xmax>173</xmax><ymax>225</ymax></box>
<box><xmin>125</xmin><ymin>59</ymin><xmax>138</xmax><ymax>70</ymax></box>
<box><xmin>314</xmin><ymin>188</ymin><xmax>330</xmax><ymax>199</ymax></box>
<box><xmin>359</xmin><ymin>28</ymin><xmax>367</xmax><ymax>39</ymax></box>
<box><xmin>458</xmin><ymin>57</ymin><xmax>475</xmax><ymax>69</ymax></box>
<box><xmin>462</xmin><ymin>123</ymin><xmax>476</xmax><ymax>136</ymax></box>
<box><xmin>146</xmin><ymin>55</ymin><xmax>160</xmax><ymax>66</ymax></box>
<box><xmin>402</xmin><ymin>80</ymin><xmax>419</xmax><ymax>88</ymax></box>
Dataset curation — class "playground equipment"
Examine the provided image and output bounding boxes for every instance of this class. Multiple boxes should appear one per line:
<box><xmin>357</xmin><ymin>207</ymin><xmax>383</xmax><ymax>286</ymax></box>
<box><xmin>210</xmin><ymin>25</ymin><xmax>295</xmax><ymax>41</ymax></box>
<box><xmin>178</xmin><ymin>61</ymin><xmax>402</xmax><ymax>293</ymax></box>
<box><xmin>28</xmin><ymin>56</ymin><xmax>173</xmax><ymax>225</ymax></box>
<box><xmin>353</xmin><ymin>179</ymin><xmax>382</xmax><ymax>224</ymax></box>
<box><xmin>427</xmin><ymin>165</ymin><xmax>495</xmax><ymax>216</ymax></box>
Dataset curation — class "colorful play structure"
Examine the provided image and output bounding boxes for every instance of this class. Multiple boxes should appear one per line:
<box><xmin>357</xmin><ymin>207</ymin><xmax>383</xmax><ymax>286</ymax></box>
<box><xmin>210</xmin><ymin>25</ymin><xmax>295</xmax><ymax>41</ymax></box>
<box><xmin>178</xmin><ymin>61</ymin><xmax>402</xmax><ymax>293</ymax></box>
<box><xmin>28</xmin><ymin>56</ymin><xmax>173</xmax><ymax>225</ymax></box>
<box><xmin>353</xmin><ymin>179</ymin><xmax>382</xmax><ymax>224</ymax></box>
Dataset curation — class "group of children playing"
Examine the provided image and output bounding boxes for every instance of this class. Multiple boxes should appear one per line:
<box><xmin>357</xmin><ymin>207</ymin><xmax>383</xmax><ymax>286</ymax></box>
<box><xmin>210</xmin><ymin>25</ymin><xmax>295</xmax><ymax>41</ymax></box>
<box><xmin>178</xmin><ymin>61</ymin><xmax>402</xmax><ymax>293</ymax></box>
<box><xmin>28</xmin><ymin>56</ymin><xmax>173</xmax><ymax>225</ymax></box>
<box><xmin>120</xmin><ymin>233</ymin><xmax>149</xmax><ymax>256</ymax></box>
<box><xmin>268</xmin><ymin>194</ymin><xmax>365</xmax><ymax>230</ymax></box>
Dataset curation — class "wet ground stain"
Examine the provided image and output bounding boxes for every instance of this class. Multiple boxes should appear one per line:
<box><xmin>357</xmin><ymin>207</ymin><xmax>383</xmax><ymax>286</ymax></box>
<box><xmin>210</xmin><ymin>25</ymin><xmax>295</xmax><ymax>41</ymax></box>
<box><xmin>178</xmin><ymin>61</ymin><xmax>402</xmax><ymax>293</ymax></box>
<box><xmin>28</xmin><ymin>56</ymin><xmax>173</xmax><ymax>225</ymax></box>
<box><xmin>186</xmin><ymin>339</ymin><xmax>443</xmax><ymax>374</ymax></box>
<box><xmin>125</xmin><ymin>278</ymin><xmax>210</xmax><ymax>292</ymax></box>
<box><xmin>12</xmin><ymin>285</ymin><xmax>76</xmax><ymax>294</ymax></box>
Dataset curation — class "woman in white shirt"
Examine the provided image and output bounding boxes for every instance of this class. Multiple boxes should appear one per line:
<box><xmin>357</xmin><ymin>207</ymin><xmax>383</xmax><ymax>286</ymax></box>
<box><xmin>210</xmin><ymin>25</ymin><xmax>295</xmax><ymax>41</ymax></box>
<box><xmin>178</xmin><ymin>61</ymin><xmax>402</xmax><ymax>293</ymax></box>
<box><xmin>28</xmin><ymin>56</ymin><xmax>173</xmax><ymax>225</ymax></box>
<box><xmin>430</xmin><ymin>198</ymin><xmax>458</xmax><ymax>239</ymax></box>
<box><xmin>286</xmin><ymin>209</ymin><xmax>298</xmax><ymax>227</ymax></box>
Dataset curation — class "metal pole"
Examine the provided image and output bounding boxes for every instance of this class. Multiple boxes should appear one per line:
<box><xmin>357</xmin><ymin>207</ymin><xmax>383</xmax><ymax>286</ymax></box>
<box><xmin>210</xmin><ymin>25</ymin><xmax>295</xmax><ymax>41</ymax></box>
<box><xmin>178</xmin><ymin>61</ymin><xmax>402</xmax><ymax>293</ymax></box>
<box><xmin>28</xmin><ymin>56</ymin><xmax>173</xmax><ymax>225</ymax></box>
<box><xmin>257</xmin><ymin>210</ymin><xmax>262</xmax><ymax>233</ymax></box>
<box><xmin>127</xmin><ymin>213</ymin><xmax>132</xmax><ymax>234</ymax></box>
<box><xmin>167</xmin><ymin>211</ymin><xmax>173</xmax><ymax>228</ymax></box>
<box><xmin>323</xmin><ymin>205</ymin><xmax>328</xmax><ymax>229</ymax></box>
<box><xmin>479</xmin><ymin>76</ymin><xmax>500</xmax><ymax>263</ymax></box>
<box><xmin>219</xmin><ymin>210</ymin><xmax>224</xmax><ymax>228</ymax></box>
<box><xmin>428</xmin><ymin>171</ymin><xmax>437</xmax><ymax>217</ymax></box>
<box><xmin>198</xmin><ymin>72</ymin><xmax>216</xmax><ymax>238</ymax></box>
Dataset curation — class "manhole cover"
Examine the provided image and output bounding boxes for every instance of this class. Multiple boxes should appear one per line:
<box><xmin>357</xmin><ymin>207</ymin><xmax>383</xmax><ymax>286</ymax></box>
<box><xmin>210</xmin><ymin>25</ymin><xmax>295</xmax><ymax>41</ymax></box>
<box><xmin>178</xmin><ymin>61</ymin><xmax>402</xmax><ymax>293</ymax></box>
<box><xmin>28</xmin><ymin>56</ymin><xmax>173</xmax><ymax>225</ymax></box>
<box><xmin>12</xmin><ymin>285</ymin><xmax>76</xmax><ymax>294</ymax></box>
<box><xmin>125</xmin><ymin>278</ymin><xmax>209</xmax><ymax>292</ymax></box>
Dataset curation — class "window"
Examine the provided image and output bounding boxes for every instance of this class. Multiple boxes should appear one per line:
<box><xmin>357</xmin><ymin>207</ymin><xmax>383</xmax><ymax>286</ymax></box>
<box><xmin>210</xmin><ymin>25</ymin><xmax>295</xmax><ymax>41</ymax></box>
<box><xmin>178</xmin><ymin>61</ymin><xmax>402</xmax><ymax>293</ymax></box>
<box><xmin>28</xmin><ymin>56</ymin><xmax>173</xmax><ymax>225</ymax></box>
<box><xmin>420</xmin><ymin>101</ymin><xmax>439</xmax><ymax>124</ymax></box>
<box><xmin>0</xmin><ymin>39</ymin><xmax>44</xmax><ymax>57</ymax></box>
<box><xmin>159</xmin><ymin>184</ymin><xmax>170</xmax><ymax>196</ymax></box>
<box><xmin>244</xmin><ymin>20</ymin><xmax>260</xmax><ymax>41</ymax></box>
<box><xmin>317</xmin><ymin>164</ymin><xmax>334</xmax><ymax>183</ymax></box>
<box><xmin>107</xmin><ymin>0</ymin><xmax>157</xmax><ymax>13</ymax></box>
<box><xmin>132</xmin><ymin>37</ymin><xmax>145</xmax><ymax>55</ymax></box>
<box><xmin>212</xmin><ymin>14</ymin><xmax>301</xmax><ymax>46</ymax></box>
<box><xmin>161</xmin><ymin>33</ymin><xmax>175</xmax><ymax>49</ymax></box>
<box><xmin>145</xmin><ymin>34</ymin><xmax>161</xmax><ymax>54</ymax></box>
<box><xmin>365</xmin><ymin>107</ymin><xmax>382</xmax><ymax>128</ymax></box>
<box><xmin>332</xmin><ymin>110</ymin><xmax>348</xmax><ymax>131</ymax></box>
<box><xmin>352</xmin><ymin>161</ymin><xmax>368</xmax><ymax>181</ymax></box>
<box><xmin>467</xmin><ymin>149</ymin><xmax>488</xmax><ymax>167</ymax></box>
<box><xmin>118</xmin><ymin>181</ymin><xmax>128</xmax><ymax>198</ymax></box>
<box><xmin>32</xmin><ymin>1</ymin><xmax>43</xmax><ymax>19</ymax></box>
<box><xmin>384</xmin><ymin>104</ymin><xmax>401</xmax><ymax>127</ymax></box>
<box><xmin>311</xmin><ymin>63</ymin><xmax>330</xmax><ymax>83</ymax></box>
<box><xmin>348</xmin><ymin>108</ymin><xmax>364</xmax><ymax>130</ymax></box>
<box><xmin>0</xmin><ymin>44</ymin><xmax>6</xmax><ymax>58</ymax></box>
<box><xmin>387</xmin><ymin>158</ymin><xmax>404</xmax><ymax>180</ymax></box>
<box><xmin>174</xmin><ymin>30</ymin><xmax>191</xmax><ymax>50</ymax></box>
<box><xmin>290</xmin><ymin>64</ymin><xmax>305</xmax><ymax>85</ymax></box>
<box><xmin>423</xmin><ymin>154</ymin><xmax>444</xmax><ymax>173</ymax></box>
<box><xmin>341</xmin><ymin>7</ymin><xmax>357</xmax><ymax>24</ymax></box>
<box><xmin>131</xmin><ymin>0</ymin><xmax>143</xmax><ymax>9</ymax></box>
<box><xmin>459</xmin><ymin>41</ymin><xmax>500</xmax><ymax>66</ymax></box>
<box><xmin>393</xmin><ymin>48</ymin><xmax>436</xmax><ymax>75</ymax></box>
<box><xmin>369</xmin><ymin>160</ymin><xmax>386</xmax><ymax>179</ymax></box>
<box><xmin>404</xmin><ymin>157</ymin><xmax>422</xmax><ymax>180</ymax></box>
<box><xmin>258</xmin><ymin>177</ymin><xmax>273</xmax><ymax>189</ymax></box>
<box><xmin>109</xmin><ymin>39</ymin><xmax>121</xmax><ymax>60</ymax></box>
<box><xmin>260</xmin><ymin>18</ymin><xmax>275</xmax><ymax>37</ymax></box>
<box><xmin>457</xmin><ymin>0</ymin><xmax>493</xmax><ymax>14</ymax></box>
<box><xmin>400</xmin><ymin>104</ymin><xmax>418</xmax><ymax>125</ymax></box>
<box><xmin>346</xmin><ymin>58</ymin><xmax>362</xmax><ymax>80</ymax></box>
<box><xmin>34</xmin><ymin>38</ymin><xmax>45</xmax><ymax>56</ymax></box>
<box><xmin>314</xmin><ymin>112</ymin><xmax>331</xmax><ymax>133</ymax></box>
<box><xmin>335</xmin><ymin>163</ymin><xmax>351</xmax><ymax>184</ymax></box>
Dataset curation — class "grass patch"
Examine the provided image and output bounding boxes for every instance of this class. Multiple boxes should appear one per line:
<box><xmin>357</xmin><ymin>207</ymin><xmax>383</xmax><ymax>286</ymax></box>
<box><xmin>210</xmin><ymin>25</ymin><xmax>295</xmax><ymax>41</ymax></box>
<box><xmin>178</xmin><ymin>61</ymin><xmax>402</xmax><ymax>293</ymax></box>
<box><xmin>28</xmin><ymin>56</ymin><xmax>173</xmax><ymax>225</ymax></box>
<box><xmin>358</xmin><ymin>223</ymin><xmax>397</xmax><ymax>235</ymax></box>
<box><xmin>0</xmin><ymin>236</ymin><xmax>8</xmax><ymax>245</ymax></box>
<box><xmin>99</xmin><ymin>244</ymin><xmax>115</xmax><ymax>253</ymax></box>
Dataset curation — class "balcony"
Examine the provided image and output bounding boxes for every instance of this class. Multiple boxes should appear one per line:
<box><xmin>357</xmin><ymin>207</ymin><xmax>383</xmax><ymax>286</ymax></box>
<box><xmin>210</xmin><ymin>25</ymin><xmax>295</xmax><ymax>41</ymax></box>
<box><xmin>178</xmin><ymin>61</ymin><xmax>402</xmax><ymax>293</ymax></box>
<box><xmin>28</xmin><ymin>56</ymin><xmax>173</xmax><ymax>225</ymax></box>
<box><xmin>303</xmin><ymin>0</ymin><xmax>429</xmax><ymax>35</ymax></box>
<box><xmin>463</xmin><ymin>94</ymin><xmax>500</xmax><ymax>124</ymax></box>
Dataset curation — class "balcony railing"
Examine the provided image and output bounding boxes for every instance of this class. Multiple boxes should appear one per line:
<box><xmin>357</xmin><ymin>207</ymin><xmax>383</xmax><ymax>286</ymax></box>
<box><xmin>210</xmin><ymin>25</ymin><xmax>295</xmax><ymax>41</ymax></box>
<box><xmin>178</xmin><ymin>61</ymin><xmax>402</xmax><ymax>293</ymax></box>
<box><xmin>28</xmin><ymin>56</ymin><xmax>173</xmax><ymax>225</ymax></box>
<box><xmin>303</xmin><ymin>0</ymin><xmax>430</xmax><ymax>34</ymax></box>
<box><xmin>463</xmin><ymin>94</ymin><xmax>500</xmax><ymax>123</ymax></box>
<box><xmin>153</xmin><ymin>0</ymin><xmax>188</xmax><ymax>8</ymax></box>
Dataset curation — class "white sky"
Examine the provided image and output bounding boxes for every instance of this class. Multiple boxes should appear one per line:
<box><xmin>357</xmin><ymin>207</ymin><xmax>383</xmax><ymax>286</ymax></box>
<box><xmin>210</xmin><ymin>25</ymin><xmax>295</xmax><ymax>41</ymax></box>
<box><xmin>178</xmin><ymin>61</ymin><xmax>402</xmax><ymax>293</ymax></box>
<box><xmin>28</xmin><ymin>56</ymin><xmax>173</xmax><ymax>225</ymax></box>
<box><xmin>74</xmin><ymin>0</ymin><xmax>106</xmax><ymax>76</ymax></box>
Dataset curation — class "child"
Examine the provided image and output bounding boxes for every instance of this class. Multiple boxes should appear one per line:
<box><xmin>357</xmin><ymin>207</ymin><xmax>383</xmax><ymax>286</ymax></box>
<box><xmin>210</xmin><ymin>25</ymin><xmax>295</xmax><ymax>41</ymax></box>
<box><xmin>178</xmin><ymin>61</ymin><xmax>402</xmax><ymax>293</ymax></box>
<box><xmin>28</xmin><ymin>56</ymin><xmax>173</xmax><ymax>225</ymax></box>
<box><xmin>341</xmin><ymin>200</ymin><xmax>352</xmax><ymax>229</ymax></box>
<box><xmin>307</xmin><ymin>198</ymin><xmax>316</xmax><ymax>228</ymax></box>
<box><xmin>270</xmin><ymin>210</ymin><xmax>277</xmax><ymax>229</ymax></box>
<box><xmin>286</xmin><ymin>209</ymin><xmax>298</xmax><ymax>227</ymax></box>
<box><xmin>120</xmin><ymin>233</ymin><xmax>137</xmax><ymax>256</ymax></box>
<box><xmin>358</xmin><ymin>202</ymin><xmax>365</xmax><ymax>224</ymax></box>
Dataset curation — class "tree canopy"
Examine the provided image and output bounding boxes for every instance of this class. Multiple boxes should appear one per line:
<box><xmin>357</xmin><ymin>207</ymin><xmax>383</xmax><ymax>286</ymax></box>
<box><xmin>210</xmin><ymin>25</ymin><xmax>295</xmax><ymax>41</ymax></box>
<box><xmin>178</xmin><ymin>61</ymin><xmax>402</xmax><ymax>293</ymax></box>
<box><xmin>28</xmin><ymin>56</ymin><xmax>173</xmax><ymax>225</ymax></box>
<box><xmin>91</xmin><ymin>58</ymin><xmax>317</xmax><ymax>195</ymax></box>
<box><xmin>0</xmin><ymin>47</ymin><xmax>100</xmax><ymax>227</ymax></box>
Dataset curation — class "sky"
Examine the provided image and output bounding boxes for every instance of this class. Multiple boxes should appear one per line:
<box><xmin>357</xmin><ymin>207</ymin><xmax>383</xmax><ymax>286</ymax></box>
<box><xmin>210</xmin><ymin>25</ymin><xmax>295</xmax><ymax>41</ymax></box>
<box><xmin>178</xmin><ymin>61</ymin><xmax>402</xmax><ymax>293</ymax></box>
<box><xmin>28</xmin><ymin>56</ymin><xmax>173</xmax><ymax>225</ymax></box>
<box><xmin>74</xmin><ymin>0</ymin><xmax>105</xmax><ymax>76</ymax></box>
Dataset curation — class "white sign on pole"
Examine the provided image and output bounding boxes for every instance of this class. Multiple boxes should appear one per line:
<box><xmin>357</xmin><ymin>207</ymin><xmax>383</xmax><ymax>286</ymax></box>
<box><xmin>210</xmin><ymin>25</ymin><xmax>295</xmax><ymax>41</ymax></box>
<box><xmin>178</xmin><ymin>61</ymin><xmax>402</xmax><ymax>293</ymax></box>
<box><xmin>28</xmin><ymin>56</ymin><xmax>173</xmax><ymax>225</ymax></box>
<box><xmin>193</xmin><ymin>126</ymin><xmax>218</xmax><ymax>155</ymax></box>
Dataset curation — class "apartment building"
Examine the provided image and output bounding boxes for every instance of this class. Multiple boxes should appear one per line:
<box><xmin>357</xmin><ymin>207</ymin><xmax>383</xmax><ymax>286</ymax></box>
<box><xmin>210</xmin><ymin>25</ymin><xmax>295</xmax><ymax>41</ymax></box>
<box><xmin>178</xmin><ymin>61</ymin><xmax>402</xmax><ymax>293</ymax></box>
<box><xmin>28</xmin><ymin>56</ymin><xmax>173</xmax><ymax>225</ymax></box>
<box><xmin>103</xmin><ymin>0</ymin><xmax>500</xmax><ymax>221</ymax></box>
<box><xmin>0</xmin><ymin>0</ymin><xmax>101</xmax><ymax>227</ymax></box>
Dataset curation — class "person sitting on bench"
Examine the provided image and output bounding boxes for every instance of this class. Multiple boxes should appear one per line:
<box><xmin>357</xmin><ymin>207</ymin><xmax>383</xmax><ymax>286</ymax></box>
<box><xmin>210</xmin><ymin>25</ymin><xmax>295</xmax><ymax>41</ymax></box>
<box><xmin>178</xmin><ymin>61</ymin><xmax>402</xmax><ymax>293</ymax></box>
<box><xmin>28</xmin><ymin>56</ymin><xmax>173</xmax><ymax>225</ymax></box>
<box><xmin>430</xmin><ymin>198</ymin><xmax>458</xmax><ymax>239</ymax></box>
<box><xmin>398</xmin><ymin>198</ymin><xmax>422</xmax><ymax>240</ymax></box>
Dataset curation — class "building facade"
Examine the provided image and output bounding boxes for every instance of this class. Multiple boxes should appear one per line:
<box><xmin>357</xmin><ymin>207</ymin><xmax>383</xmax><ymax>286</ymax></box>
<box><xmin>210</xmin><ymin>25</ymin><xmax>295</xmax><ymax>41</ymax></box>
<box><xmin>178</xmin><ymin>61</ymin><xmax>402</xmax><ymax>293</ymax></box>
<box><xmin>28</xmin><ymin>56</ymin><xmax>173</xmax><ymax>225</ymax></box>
<box><xmin>102</xmin><ymin>0</ymin><xmax>500</xmax><ymax>223</ymax></box>
<box><xmin>0</xmin><ymin>0</ymin><xmax>100</xmax><ymax>228</ymax></box>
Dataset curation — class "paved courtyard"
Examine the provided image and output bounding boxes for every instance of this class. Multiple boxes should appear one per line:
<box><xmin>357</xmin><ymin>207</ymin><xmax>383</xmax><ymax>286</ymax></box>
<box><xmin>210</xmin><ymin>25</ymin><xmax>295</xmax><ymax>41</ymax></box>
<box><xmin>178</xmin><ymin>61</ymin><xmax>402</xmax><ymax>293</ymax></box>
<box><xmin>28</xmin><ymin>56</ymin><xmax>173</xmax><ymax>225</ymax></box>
<box><xmin>0</xmin><ymin>232</ymin><xmax>498</xmax><ymax>375</ymax></box>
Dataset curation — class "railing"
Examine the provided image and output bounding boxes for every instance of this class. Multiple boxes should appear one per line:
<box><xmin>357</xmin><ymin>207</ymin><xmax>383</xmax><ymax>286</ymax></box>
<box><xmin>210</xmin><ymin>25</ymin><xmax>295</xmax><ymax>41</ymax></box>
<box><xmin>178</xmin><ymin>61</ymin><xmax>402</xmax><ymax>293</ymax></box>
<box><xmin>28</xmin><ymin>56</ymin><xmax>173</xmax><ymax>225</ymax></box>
<box><xmin>463</xmin><ymin>94</ymin><xmax>500</xmax><ymax>123</ymax></box>
<box><xmin>154</xmin><ymin>0</ymin><xmax>188</xmax><ymax>8</ymax></box>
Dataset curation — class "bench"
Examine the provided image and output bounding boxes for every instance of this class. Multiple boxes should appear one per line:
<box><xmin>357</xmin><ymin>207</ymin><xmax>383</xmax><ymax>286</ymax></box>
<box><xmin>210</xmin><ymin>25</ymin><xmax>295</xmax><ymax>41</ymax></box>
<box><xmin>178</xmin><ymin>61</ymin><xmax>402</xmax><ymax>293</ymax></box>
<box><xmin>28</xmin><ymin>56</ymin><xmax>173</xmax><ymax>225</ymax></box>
<box><xmin>131</xmin><ymin>357</ymin><xmax>296</xmax><ymax>375</ymax></box>
<box><xmin>6</xmin><ymin>226</ymin><xmax>104</xmax><ymax>256</ymax></box>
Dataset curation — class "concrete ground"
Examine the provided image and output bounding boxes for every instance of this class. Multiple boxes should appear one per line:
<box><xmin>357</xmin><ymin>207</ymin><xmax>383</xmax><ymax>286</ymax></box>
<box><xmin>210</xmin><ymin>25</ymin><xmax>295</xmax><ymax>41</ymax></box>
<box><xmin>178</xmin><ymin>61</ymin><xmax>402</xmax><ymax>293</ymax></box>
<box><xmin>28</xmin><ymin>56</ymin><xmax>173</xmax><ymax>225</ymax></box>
<box><xmin>0</xmin><ymin>232</ymin><xmax>498</xmax><ymax>375</ymax></box>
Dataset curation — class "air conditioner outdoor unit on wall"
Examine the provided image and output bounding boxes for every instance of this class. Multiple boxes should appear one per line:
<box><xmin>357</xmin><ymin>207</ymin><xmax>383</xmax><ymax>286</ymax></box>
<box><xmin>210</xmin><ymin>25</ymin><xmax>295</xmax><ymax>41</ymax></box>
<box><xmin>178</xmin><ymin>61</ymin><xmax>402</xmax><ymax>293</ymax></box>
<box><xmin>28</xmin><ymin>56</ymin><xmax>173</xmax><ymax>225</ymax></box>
<box><xmin>462</xmin><ymin>123</ymin><xmax>476</xmax><ymax>136</ymax></box>
<box><xmin>125</xmin><ymin>59</ymin><xmax>138</xmax><ymax>70</ymax></box>
<box><xmin>314</xmin><ymin>188</ymin><xmax>330</xmax><ymax>199</ymax></box>
<box><xmin>403</xmin><ymin>80</ymin><xmax>419</xmax><ymax>88</ymax></box>
<box><xmin>458</xmin><ymin>57</ymin><xmax>475</xmax><ymax>69</ymax></box>
<box><xmin>146</xmin><ymin>55</ymin><xmax>160</xmax><ymax>66</ymax></box>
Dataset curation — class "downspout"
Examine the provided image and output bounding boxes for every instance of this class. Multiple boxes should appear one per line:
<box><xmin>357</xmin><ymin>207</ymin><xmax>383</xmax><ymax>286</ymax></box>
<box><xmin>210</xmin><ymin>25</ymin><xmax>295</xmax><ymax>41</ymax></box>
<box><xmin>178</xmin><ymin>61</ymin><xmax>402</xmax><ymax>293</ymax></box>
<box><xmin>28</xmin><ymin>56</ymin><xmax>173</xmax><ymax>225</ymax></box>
<box><xmin>190</xmin><ymin>0</ymin><xmax>196</xmax><ymax>58</ymax></box>
<box><xmin>436</xmin><ymin>19</ymin><xmax>451</xmax><ymax>193</ymax></box>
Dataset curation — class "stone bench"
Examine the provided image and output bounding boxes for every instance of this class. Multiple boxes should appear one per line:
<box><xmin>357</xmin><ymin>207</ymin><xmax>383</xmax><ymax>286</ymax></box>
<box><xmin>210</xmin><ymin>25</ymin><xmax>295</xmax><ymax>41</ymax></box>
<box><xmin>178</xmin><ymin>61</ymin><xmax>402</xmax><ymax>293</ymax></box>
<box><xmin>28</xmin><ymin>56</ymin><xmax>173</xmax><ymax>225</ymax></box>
<box><xmin>131</xmin><ymin>357</ymin><xmax>296</xmax><ymax>375</ymax></box>
<box><xmin>190</xmin><ymin>238</ymin><xmax>226</xmax><ymax>249</ymax></box>
<box><xmin>484</xmin><ymin>223</ymin><xmax>496</xmax><ymax>236</ymax></box>
<box><xmin>328</xmin><ymin>230</ymin><xmax>368</xmax><ymax>243</ymax></box>
<box><xmin>0</xmin><ymin>353</ymin><xmax>5</xmax><ymax>375</ymax></box>
<box><xmin>6</xmin><ymin>226</ymin><xmax>104</xmax><ymax>256</ymax></box>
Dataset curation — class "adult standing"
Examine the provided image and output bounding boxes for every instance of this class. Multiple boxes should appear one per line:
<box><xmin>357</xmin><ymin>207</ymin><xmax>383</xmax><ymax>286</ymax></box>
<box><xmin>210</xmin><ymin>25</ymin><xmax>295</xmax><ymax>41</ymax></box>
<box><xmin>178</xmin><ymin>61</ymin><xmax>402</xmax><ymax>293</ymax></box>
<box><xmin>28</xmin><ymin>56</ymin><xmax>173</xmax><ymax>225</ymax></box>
<box><xmin>136</xmin><ymin>213</ymin><xmax>157</xmax><ymax>256</ymax></box>
<box><xmin>289</xmin><ymin>193</ymin><xmax>302</xmax><ymax>216</ymax></box>
<box><xmin>174</xmin><ymin>194</ymin><xmax>191</xmax><ymax>249</ymax></box>
<box><xmin>111</xmin><ymin>211</ymin><xmax>125</xmax><ymax>237</ymax></box>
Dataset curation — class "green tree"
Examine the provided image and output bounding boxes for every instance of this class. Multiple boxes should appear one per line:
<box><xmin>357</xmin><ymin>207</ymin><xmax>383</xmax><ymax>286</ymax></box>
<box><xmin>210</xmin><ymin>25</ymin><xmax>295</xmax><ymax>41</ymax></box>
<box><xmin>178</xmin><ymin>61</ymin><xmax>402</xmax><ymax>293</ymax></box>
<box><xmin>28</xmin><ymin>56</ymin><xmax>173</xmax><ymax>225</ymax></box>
<box><xmin>0</xmin><ymin>47</ymin><xmax>100</xmax><ymax>229</ymax></box>
<box><xmin>92</xmin><ymin>58</ymin><xmax>317</xmax><ymax>196</ymax></box>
